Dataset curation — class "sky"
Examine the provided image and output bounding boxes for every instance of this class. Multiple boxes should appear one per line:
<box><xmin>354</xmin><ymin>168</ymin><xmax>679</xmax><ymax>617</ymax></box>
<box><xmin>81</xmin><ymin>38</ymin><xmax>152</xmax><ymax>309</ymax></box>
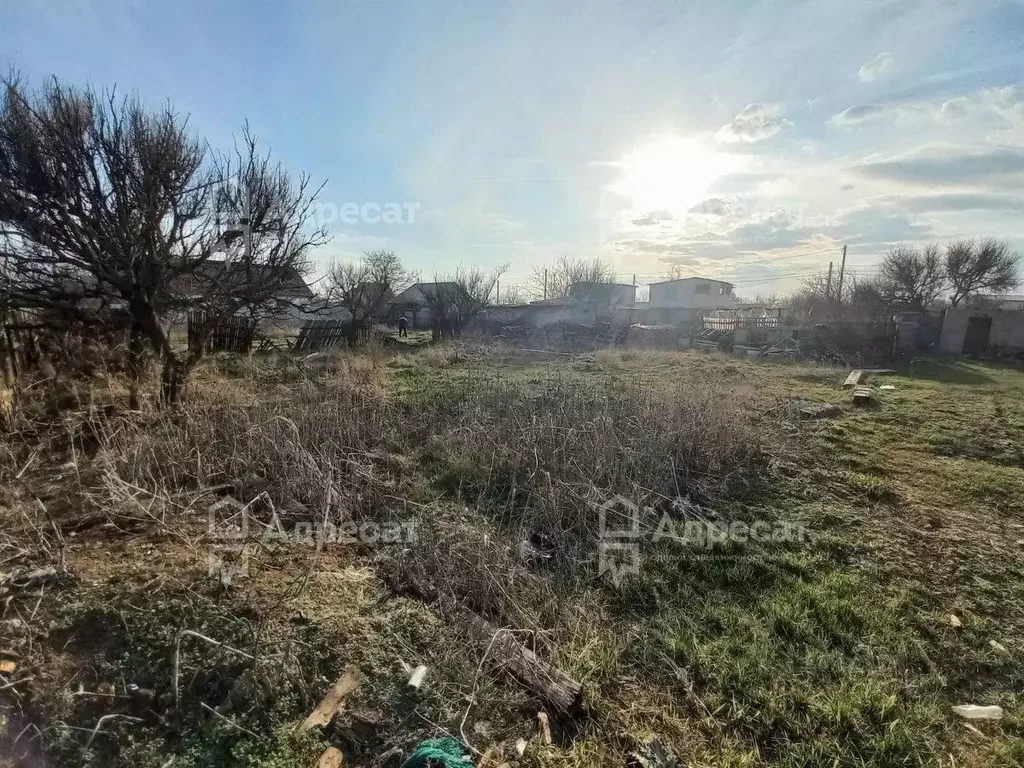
<box><xmin>3</xmin><ymin>0</ymin><xmax>1024</xmax><ymax>298</ymax></box>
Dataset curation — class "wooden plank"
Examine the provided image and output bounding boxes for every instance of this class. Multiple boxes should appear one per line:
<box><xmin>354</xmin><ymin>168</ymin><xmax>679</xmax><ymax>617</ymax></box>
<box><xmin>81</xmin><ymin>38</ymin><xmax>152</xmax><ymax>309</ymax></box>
<box><xmin>843</xmin><ymin>370</ymin><xmax>865</xmax><ymax>387</ymax></box>
<box><xmin>297</xmin><ymin>665</ymin><xmax>362</xmax><ymax>733</ymax></box>
<box><xmin>852</xmin><ymin>386</ymin><xmax>873</xmax><ymax>405</ymax></box>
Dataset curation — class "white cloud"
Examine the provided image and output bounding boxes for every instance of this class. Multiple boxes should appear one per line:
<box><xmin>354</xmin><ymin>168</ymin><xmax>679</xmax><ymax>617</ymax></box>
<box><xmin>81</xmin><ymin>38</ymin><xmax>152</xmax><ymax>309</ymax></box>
<box><xmin>830</xmin><ymin>85</ymin><xmax>1024</xmax><ymax>131</ymax></box>
<box><xmin>938</xmin><ymin>85</ymin><xmax>1024</xmax><ymax>124</ymax></box>
<box><xmin>715</xmin><ymin>104</ymin><xmax>791</xmax><ymax>144</ymax></box>
<box><xmin>478</xmin><ymin>213</ymin><xmax>524</xmax><ymax>232</ymax></box>
<box><xmin>829</xmin><ymin>103</ymin><xmax>894</xmax><ymax>127</ymax></box>
<box><xmin>851</xmin><ymin>146</ymin><xmax>1024</xmax><ymax>188</ymax></box>
<box><xmin>858</xmin><ymin>52</ymin><xmax>893</xmax><ymax>82</ymax></box>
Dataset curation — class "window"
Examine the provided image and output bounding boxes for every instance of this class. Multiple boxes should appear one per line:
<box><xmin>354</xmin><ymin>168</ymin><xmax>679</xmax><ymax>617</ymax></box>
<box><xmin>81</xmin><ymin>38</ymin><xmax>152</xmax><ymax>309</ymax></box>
<box><xmin>720</xmin><ymin>285</ymin><xmax>732</xmax><ymax>295</ymax></box>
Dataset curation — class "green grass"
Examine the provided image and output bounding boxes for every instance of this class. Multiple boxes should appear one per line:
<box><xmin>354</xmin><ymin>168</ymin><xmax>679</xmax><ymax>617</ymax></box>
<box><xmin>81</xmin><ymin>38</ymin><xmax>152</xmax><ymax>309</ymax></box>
<box><xmin>3</xmin><ymin>348</ymin><xmax>1023</xmax><ymax>766</ymax></box>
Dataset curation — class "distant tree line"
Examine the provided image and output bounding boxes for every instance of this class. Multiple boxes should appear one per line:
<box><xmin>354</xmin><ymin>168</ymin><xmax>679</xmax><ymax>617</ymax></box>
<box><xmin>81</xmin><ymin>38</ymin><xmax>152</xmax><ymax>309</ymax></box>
<box><xmin>794</xmin><ymin>238</ymin><xmax>1020</xmax><ymax>318</ymax></box>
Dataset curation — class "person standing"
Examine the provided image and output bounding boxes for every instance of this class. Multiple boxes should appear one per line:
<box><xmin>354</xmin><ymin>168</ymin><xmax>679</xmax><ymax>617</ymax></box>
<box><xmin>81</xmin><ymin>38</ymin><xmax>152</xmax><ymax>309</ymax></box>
<box><xmin>398</xmin><ymin>315</ymin><xmax>409</xmax><ymax>338</ymax></box>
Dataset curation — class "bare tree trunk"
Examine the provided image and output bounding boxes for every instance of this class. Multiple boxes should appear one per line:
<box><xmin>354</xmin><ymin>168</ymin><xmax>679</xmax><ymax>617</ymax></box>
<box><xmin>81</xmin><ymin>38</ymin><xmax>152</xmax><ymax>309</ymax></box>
<box><xmin>160</xmin><ymin>354</ymin><xmax>187</xmax><ymax>408</ymax></box>
<box><xmin>127</xmin><ymin>322</ymin><xmax>147</xmax><ymax>410</ymax></box>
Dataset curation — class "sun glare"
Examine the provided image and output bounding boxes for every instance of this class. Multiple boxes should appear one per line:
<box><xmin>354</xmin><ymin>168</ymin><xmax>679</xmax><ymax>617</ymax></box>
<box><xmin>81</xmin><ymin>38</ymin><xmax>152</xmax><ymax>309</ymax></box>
<box><xmin>611</xmin><ymin>136</ymin><xmax>742</xmax><ymax>217</ymax></box>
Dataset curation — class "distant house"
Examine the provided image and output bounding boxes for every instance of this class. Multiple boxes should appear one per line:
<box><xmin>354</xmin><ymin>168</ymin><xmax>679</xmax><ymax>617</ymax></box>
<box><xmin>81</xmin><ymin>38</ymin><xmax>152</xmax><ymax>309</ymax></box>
<box><xmin>307</xmin><ymin>282</ymin><xmax>394</xmax><ymax>325</ymax></box>
<box><xmin>645</xmin><ymin>277</ymin><xmax>735</xmax><ymax>325</ymax></box>
<box><xmin>184</xmin><ymin>260</ymin><xmax>314</xmax><ymax>303</ymax></box>
<box><xmin>940</xmin><ymin>305</ymin><xmax>1024</xmax><ymax>355</ymax></box>
<box><xmin>389</xmin><ymin>282</ymin><xmax>466</xmax><ymax>330</ymax></box>
<box><xmin>170</xmin><ymin>259</ymin><xmax>315</xmax><ymax>327</ymax></box>
<box><xmin>649</xmin><ymin>277</ymin><xmax>734</xmax><ymax>309</ymax></box>
<box><xmin>567</xmin><ymin>282</ymin><xmax>637</xmax><ymax>305</ymax></box>
<box><xmin>976</xmin><ymin>294</ymin><xmax>1024</xmax><ymax>311</ymax></box>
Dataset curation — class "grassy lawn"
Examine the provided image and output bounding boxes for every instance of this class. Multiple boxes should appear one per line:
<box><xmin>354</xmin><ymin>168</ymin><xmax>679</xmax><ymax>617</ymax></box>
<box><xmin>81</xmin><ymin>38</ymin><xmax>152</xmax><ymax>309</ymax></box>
<box><xmin>1</xmin><ymin>347</ymin><xmax>1022</xmax><ymax>766</ymax></box>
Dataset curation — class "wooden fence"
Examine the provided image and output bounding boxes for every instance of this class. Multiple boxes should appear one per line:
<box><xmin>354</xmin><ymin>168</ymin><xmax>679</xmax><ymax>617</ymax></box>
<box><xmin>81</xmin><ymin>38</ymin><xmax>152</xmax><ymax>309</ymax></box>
<box><xmin>188</xmin><ymin>313</ymin><xmax>257</xmax><ymax>354</ymax></box>
<box><xmin>0</xmin><ymin>313</ymin><xmax>42</xmax><ymax>387</ymax></box>
<box><xmin>702</xmin><ymin>315</ymin><xmax>781</xmax><ymax>331</ymax></box>
<box><xmin>293</xmin><ymin>319</ymin><xmax>355</xmax><ymax>351</ymax></box>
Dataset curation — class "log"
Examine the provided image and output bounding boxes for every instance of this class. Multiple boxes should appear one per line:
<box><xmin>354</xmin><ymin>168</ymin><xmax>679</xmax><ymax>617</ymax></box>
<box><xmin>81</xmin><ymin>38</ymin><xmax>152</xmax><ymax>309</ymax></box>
<box><xmin>297</xmin><ymin>665</ymin><xmax>362</xmax><ymax>733</ymax></box>
<box><xmin>463</xmin><ymin>609</ymin><xmax>585</xmax><ymax>717</ymax></box>
<box><xmin>317</xmin><ymin>747</ymin><xmax>344</xmax><ymax>768</ymax></box>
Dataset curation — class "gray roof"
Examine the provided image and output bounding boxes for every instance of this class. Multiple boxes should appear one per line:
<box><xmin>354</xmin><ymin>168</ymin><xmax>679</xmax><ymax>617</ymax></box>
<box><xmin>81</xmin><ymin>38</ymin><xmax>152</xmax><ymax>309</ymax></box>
<box><xmin>649</xmin><ymin>277</ymin><xmax>734</xmax><ymax>287</ymax></box>
<box><xmin>391</xmin><ymin>282</ymin><xmax>463</xmax><ymax>305</ymax></box>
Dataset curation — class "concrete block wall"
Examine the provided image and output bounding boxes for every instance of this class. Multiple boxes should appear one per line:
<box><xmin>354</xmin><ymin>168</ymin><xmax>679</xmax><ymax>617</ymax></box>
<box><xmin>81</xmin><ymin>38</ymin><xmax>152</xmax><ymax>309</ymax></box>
<box><xmin>940</xmin><ymin>307</ymin><xmax>1024</xmax><ymax>354</ymax></box>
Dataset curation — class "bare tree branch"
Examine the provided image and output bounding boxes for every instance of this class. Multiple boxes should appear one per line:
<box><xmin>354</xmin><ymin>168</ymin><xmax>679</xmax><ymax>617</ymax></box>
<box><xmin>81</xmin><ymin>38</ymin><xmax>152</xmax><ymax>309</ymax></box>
<box><xmin>877</xmin><ymin>244</ymin><xmax>945</xmax><ymax>310</ymax></box>
<box><xmin>528</xmin><ymin>255</ymin><xmax>614</xmax><ymax>300</ymax></box>
<box><xmin>326</xmin><ymin>249</ymin><xmax>408</xmax><ymax>344</ymax></box>
<box><xmin>0</xmin><ymin>76</ymin><xmax>328</xmax><ymax>403</ymax></box>
<box><xmin>945</xmin><ymin>238</ymin><xmax>1019</xmax><ymax>307</ymax></box>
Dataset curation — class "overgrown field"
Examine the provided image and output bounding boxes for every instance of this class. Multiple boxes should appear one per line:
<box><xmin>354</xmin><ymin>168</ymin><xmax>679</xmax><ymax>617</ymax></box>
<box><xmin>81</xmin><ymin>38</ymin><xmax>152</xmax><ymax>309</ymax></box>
<box><xmin>1</xmin><ymin>346</ymin><xmax>1022</xmax><ymax>767</ymax></box>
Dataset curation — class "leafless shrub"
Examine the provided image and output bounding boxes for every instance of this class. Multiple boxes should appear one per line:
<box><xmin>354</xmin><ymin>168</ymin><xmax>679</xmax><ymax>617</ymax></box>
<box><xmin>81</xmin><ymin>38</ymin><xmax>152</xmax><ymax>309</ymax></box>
<box><xmin>407</xmin><ymin>370</ymin><xmax>768</xmax><ymax>545</ymax></box>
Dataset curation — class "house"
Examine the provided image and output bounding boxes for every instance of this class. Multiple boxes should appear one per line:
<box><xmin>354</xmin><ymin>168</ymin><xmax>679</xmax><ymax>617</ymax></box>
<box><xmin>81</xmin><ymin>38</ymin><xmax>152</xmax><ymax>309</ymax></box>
<box><xmin>302</xmin><ymin>282</ymin><xmax>394</xmax><ymax>327</ymax></box>
<box><xmin>645</xmin><ymin>277</ymin><xmax>736</xmax><ymax>325</ymax></box>
<box><xmin>939</xmin><ymin>306</ymin><xmax>1024</xmax><ymax>356</ymax></box>
<box><xmin>567</xmin><ymin>282</ymin><xmax>637</xmax><ymax>305</ymax></box>
<box><xmin>648</xmin><ymin>277</ymin><xmax>735</xmax><ymax>309</ymax></box>
<box><xmin>184</xmin><ymin>260</ymin><xmax>315</xmax><ymax>302</ymax></box>
<box><xmin>170</xmin><ymin>259</ymin><xmax>316</xmax><ymax>327</ymax></box>
<box><xmin>389</xmin><ymin>282</ymin><xmax>466</xmax><ymax>330</ymax></box>
<box><xmin>976</xmin><ymin>294</ymin><xmax>1024</xmax><ymax>311</ymax></box>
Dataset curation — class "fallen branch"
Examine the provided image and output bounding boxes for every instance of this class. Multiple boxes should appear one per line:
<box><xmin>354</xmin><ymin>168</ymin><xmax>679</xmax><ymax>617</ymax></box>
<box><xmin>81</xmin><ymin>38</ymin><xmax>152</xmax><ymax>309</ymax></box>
<box><xmin>83</xmin><ymin>714</ymin><xmax>143</xmax><ymax>751</ymax></box>
<box><xmin>462</xmin><ymin>608</ymin><xmax>585</xmax><ymax>718</ymax></box>
<box><xmin>199</xmin><ymin>702</ymin><xmax>261</xmax><ymax>740</ymax></box>
<box><xmin>296</xmin><ymin>665</ymin><xmax>362</xmax><ymax>733</ymax></box>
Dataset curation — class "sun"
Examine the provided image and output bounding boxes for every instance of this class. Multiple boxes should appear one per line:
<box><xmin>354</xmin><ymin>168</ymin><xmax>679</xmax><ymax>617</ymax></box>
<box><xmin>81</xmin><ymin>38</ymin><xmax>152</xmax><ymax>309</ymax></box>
<box><xmin>610</xmin><ymin>136</ymin><xmax>742</xmax><ymax>218</ymax></box>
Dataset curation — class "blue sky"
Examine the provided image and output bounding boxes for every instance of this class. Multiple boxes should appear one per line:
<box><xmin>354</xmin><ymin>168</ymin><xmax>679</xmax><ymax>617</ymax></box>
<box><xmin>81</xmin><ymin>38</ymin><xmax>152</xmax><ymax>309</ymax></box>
<box><xmin>3</xmin><ymin>0</ymin><xmax>1024</xmax><ymax>297</ymax></box>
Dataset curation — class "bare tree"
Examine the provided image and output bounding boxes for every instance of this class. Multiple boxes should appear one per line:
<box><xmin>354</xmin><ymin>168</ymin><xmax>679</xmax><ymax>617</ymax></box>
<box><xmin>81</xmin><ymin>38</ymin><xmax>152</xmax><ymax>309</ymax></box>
<box><xmin>421</xmin><ymin>263</ymin><xmax>507</xmax><ymax>339</ymax></box>
<box><xmin>846</xmin><ymin>276</ymin><xmax>891</xmax><ymax>319</ymax></box>
<box><xmin>877</xmin><ymin>244</ymin><xmax>945</xmax><ymax>310</ymax></box>
<box><xmin>790</xmin><ymin>270</ymin><xmax>840</xmax><ymax>318</ymax></box>
<box><xmin>790</xmin><ymin>270</ymin><xmax>892</xmax><ymax>320</ymax></box>
<box><xmin>493</xmin><ymin>282</ymin><xmax>526</xmax><ymax>305</ymax></box>
<box><xmin>0</xmin><ymin>75</ymin><xmax>327</xmax><ymax>403</ymax></box>
<box><xmin>663</xmin><ymin>263</ymin><xmax>687</xmax><ymax>281</ymax></box>
<box><xmin>327</xmin><ymin>249</ymin><xmax>408</xmax><ymax>344</ymax></box>
<box><xmin>528</xmin><ymin>255</ymin><xmax>614</xmax><ymax>300</ymax></box>
<box><xmin>945</xmin><ymin>238</ymin><xmax>1019</xmax><ymax>306</ymax></box>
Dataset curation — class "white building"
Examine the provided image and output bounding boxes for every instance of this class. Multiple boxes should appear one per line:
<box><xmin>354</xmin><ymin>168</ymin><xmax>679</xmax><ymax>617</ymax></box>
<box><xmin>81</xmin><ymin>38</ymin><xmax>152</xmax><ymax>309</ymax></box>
<box><xmin>648</xmin><ymin>277</ymin><xmax>736</xmax><ymax>309</ymax></box>
<box><xmin>977</xmin><ymin>294</ymin><xmax>1024</xmax><ymax>311</ymax></box>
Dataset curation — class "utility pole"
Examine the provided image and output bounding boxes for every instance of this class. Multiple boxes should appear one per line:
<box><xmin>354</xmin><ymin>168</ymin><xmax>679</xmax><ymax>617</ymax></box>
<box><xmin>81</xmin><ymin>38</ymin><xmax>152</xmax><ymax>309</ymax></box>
<box><xmin>496</xmin><ymin>280</ymin><xmax>500</xmax><ymax>304</ymax></box>
<box><xmin>543</xmin><ymin>269</ymin><xmax>548</xmax><ymax>300</ymax></box>
<box><xmin>826</xmin><ymin>261</ymin><xmax>834</xmax><ymax>300</ymax></box>
<box><xmin>837</xmin><ymin>245</ymin><xmax>847</xmax><ymax>303</ymax></box>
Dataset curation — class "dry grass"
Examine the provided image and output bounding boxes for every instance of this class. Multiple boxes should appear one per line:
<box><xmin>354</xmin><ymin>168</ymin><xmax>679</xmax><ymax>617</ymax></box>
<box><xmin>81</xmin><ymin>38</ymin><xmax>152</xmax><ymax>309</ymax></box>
<box><xmin>1</xmin><ymin>347</ymin><xmax>1022</xmax><ymax>767</ymax></box>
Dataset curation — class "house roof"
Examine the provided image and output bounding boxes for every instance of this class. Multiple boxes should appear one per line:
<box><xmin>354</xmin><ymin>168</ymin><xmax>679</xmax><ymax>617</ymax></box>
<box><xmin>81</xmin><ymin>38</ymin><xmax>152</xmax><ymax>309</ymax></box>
<box><xmin>569</xmin><ymin>281</ymin><xmax>636</xmax><ymax>290</ymax></box>
<box><xmin>189</xmin><ymin>260</ymin><xmax>314</xmax><ymax>298</ymax></box>
<box><xmin>391</xmin><ymin>282</ymin><xmax>463</xmax><ymax>305</ymax></box>
<box><xmin>649</xmin><ymin>277</ymin><xmax>734</xmax><ymax>287</ymax></box>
